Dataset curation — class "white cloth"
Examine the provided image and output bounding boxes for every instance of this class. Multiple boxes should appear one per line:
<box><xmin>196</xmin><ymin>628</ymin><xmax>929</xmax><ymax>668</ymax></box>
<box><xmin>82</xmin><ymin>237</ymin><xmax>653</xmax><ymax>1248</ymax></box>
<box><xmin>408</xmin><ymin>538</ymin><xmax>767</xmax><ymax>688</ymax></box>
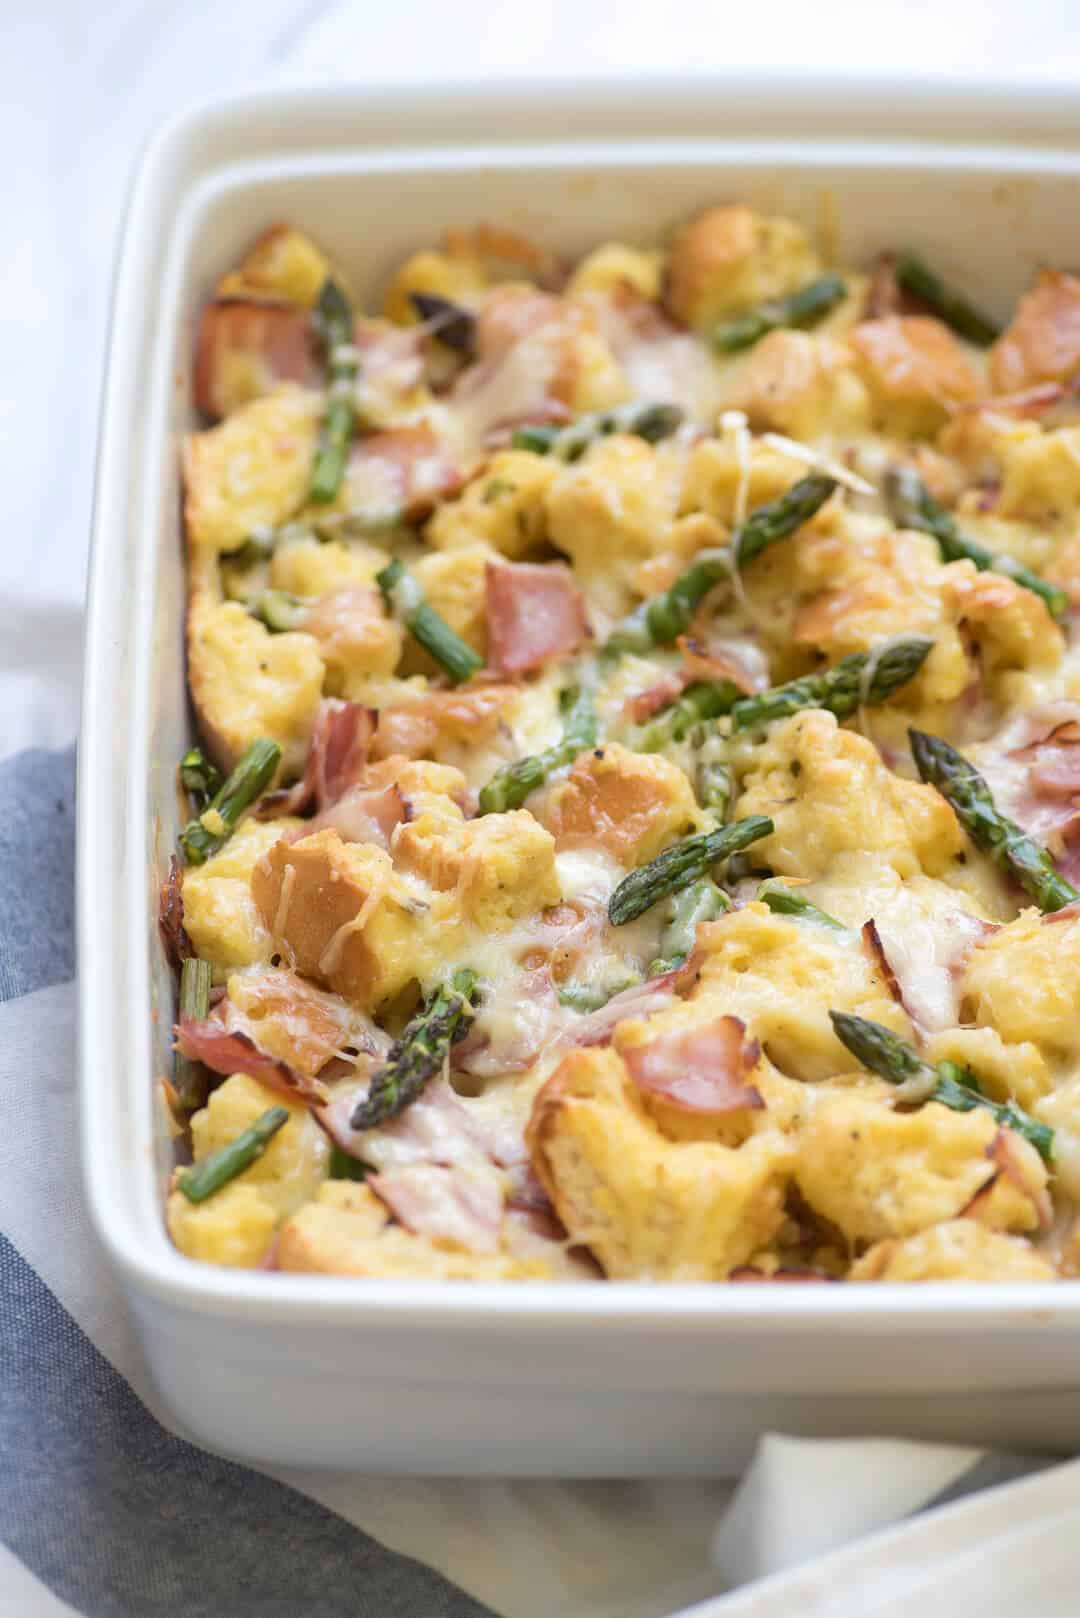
<box><xmin>3</xmin><ymin>3</ymin><xmax>1079</xmax><ymax>1616</ymax></box>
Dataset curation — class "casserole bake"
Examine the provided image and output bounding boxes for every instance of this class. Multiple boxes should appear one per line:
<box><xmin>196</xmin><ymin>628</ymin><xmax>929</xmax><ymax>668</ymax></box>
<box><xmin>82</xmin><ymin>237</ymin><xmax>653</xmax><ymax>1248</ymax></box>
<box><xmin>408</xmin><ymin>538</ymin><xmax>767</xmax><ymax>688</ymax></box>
<box><xmin>81</xmin><ymin>79</ymin><xmax>1080</xmax><ymax>1471</ymax></box>
<box><xmin>168</xmin><ymin>207</ymin><xmax>1079</xmax><ymax>1289</ymax></box>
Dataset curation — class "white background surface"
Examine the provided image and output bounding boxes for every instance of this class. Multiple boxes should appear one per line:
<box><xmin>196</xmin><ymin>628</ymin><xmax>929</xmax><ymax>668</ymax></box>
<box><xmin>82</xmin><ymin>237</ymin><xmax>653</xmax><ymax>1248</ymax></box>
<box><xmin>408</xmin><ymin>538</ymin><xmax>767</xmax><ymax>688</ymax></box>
<box><xmin>4</xmin><ymin>4</ymin><xmax>1079</xmax><ymax>1615</ymax></box>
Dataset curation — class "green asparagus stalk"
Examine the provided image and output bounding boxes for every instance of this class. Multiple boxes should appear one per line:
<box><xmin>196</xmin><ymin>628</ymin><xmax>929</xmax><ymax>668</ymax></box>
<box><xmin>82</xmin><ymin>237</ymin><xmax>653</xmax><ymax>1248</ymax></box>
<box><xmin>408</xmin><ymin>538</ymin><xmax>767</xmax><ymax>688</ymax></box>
<box><xmin>376</xmin><ymin>556</ymin><xmax>484</xmax><ymax>683</ymax></box>
<box><xmin>893</xmin><ymin>255</ymin><xmax>1000</xmax><ymax>347</ymax></box>
<box><xmin>634</xmin><ymin>680</ymin><xmax>741</xmax><ymax>752</ymax></box>
<box><xmin>176</xmin><ymin>1105</ymin><xmax>290</xmax><ymax>1203</ymax></box>
<box><xmin>478</xmin><ymin>684</ymin><xmax>598</xmax><ymax>813</ymax></box>
<box><xmin>829</xmin><ymin>1011</ymin><xmax>1054</xmax><ymax>1162</ymax></box>
<box><xmin>328</xmin><ymin>1145</ymin><xmax>368</xmax><ymax>1181</ymax></box>
<box><xmin>909</xmin><ymin>728</ymin><xmax>1080</xmax><ymax>913</ymax></box>
<box><xmin>757</xmin><ymin>881</ymin><xmax>844</xmax><ymax>930</ymax></box>
<box><xmin>179</xmin><ymin>748</ymin><xmax>223</xmax><ymax>812</ymax></box>
<box><xmin>179</xmin><ymin>738</ymin><xmax>282</xmax><ymax>866</ymax></box>
<box><xmin>733</xmin><ymin>473</ymin><xmax>838</xmax><ymax>570</ymax></box>
<box><xmin>604</xmin><ymin>475</ymin><xmax>836</xmax><ymax>659</ymax></box>
<box><xmin>309</xmin><ymin>277</ymin><xmax>359</xmax><ymax>504</ymax></box>
<box><xmin>511</xmin><ymin>401</ymin><xmax>684</xmax><ymax>462</ymax></box>
<box><xmin>732</xmin><ymin>637</ymin><xmax>933</xmax><ymax>732</ymax></box>
<box><xmin>711</xmin><ymin>274</ymin><xmax>847</xmax><ymax>353</ymax></box>
<box><xmin>556</xmin><ymin>976</ymin><xmax>641</xmax><ymax>1013</ymax></box>
<box><xmin>349</xmin><ymin>969</ymin><xmax>480</xmax><ymax>1130</ymax></box>
<box><xmin>885</xmin><ymin>466</ymin><xmax>1067</xmax><ymax>620</ymax></box>
<box><xmin>649</xmin><ymin>877</ymin><xmax>730</xmax><ymax>974</ymax></box>
<box><xmin>221</xmin><ymin>525</ymin><xmax>281</xmax><ymax>569</ymax></box>
<box><xmin>608</xmin><ymin>814</ymin><xmax>773</xmax><ymax>926</ymax></box>
<box><xmin>247</xmin><ymin>589</ymin><xmax>308</xmax><ymax>634</ymax></box>
<box><xmin>693</xmin><ymin>730</ymin><xmax>733</xmax><ymax>819</ymax></box>
<box><xmin>172</xmin><ymin>957</ymin><xmax>213</xmax><ymax>1111</ymax></box>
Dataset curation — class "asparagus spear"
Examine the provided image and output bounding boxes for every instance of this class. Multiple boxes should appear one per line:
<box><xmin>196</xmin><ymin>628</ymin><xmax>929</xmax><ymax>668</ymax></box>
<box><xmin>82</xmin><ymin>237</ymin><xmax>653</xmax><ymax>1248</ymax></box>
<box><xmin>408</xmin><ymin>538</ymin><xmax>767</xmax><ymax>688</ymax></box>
<box><xmin>328</xmin><ymin>1145</ymin><xmax>368</xmax><ymax>1181</ymax></box>
<box><xmin>376</xmin><ymin>557</ymin><xmax>484</xmax><ymax>683</ymax></box>
<box><xmin>829</xmin><ymin>1011</ymin><xmax>1054</xmax><ymax>1162</ymax></box>
<box><xmin>176</xmin><ymin>1105</ymin><xmax>291</xmax><ymax>1203</ymax></box>
<box><xmin>711</xmin><ymin>273</ymin><xmax>847</xmax><ymax>353</ymax></box>
<box><xmin>608</xmin><ymin>814</ymin><xmax>774</xmax><ymax>926</ymax></box>
<box><xmin>557</xmin><ymin>977</ymin><xmax>641</xmax><ymax>1013</ymax></box>
<box><xmin>634</xmin><ymin>680</ymin><xmax>741</xmax><ymax>752</ymax></box>
<box><xmin>732</xmin><ymin>637</ymin><xmax>933</xmax><ymax>732</ymax></box>
<box><xmin>478</xmin><ymin>684</ymin><xmax>598</xmax><ymax>813</ymax></box>
<box><xmin>757</xmin><ymin>881</ymin><xmax>844</xmax><ymax>930</ymax></box>
<box><xmin>247</xmin><ymin>589</ymin><xmax>307</xmax><ymax>634</ymax></box>
<box><xmin>693</xmin><ymin>730</ymin><xmax>733</xmax><ymax>819</ymax></box>
<box><xmin>649</xmin><ymin>877</ymin><xmax>730</xmax><ymax>974</ymax></box>
<box><xmin>349</xmin><ymin>969</ymin><xmax>480</xmax><ymax>1130</ymax></box>
<box><xmin>909</xmin><ymin>728</ymin><xmax>1080</xmax><ymax>912</ymax></box>
<box><xmin>511</xmin><ymin>401</ymin><xmax>684</xmax><ymax>462</ymax></box>
<box><xmin>886</xmin><ymin>466</ymin><xmax>1067</xmax><ymax>620</ymax></box>
<box><xmin>893</xmin><ymin>255</ymin><xmax>1000</xmax><ymax>347</ymax></box>
<box><xmin>172</xmin><ymin>957</ymin><xmax>213</xmax><ymax>1111</ymax></box>
<box><xmin>179</xmin><ymin>738</ymin><xmax>282</xmax><ymax>866</ymax></box>
<box><xmin>605</xmin><ymin>475</ymin><xmax>837</xmax><ymax>660</ymax></box>
<box><xmin>179</xmin><ymin>748</ymin><xmax>223</xmax><ymax>813</ymax></box>
<box><xmin>309</xmin><ymin>278</ymin><xmax>359</xmax><ymax>504</ymax></box>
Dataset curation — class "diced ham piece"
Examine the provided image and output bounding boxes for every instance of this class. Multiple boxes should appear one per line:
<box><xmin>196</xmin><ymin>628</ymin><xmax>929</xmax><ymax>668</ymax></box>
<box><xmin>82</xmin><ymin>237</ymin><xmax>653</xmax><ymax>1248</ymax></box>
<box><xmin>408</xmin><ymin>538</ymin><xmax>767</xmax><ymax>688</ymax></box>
<box><xmin>861</xmin><ymin>918</ymin><xmax>907</xmax><ymax>1015</ymax></box>
<box><xmin>485</xmin><ymin>560</ymin><xmax>590</xmax><ymax>676</ymax></box>
<box><xmin>174</xmin><ymin>1016</ymin><xmax>329</xmax><ymax>1104</ymax></box>
<box><xmin>370</xmin><ymin>1162</ymin><xmax>504</xmax><ymax>1253</ymax></box>
<box><xmin>257</xmin><ymin>699</ymin><xmax>374</xmax><ymax>819</ymax></box>
<box><xmin>347</xmin><ymin>423</ymin><xmax>463</xmax><ymax>521</ymax></box>
<box><xmin>318</xmin><ymin>1076</ymin><xmax>509</xmax><ymax>1170</ymax></box>
<box><xmin>193</xmin><ymin>300</ymin><xmax>321</xmax><ymax>419</ymax></box>
<box><xmin>676</xmin><ymin>634</ymin><xmax>765</xmax><ymax>693</ymax></box>
<box><xmin>621</xmin><ymin>1014</ymin><xmax>763</xmax><ymax>1114</ymax></box>
<box><xmin>560</xmin><ymin>955</ymin><xmax>702</xmax><ymax>1049</ymax></box>
<box><xmin>299</xmin><ymin>781</ymin><xmax>408</xmax><ymax>850</ymax></box>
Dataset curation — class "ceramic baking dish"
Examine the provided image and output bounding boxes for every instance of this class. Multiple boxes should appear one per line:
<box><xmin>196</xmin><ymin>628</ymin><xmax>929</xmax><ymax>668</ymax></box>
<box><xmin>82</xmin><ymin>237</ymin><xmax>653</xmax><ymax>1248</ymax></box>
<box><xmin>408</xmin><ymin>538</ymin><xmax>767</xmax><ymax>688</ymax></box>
<box><xmin>79</xmin><ymin>75</ymin><xmax>1080</xmax><ymax>1475</ymax></box>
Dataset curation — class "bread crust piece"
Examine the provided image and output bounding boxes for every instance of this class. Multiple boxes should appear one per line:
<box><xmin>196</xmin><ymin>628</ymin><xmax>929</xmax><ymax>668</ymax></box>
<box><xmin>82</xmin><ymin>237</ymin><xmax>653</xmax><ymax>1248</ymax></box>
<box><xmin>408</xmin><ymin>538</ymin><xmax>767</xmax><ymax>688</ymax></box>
<box><xmin>277</xmin><ymin>1182</ymin><xmax>555</xmax><ymax>1279</ymax></box>
<box><xmin>541</xmin><ymin>742</ymin><xmax>701</xmax><ymax>866</ymax></box>
<box><xmin>527</xmin><ymin>1045</ymin><xmax>794</xmax><ymax>1280</ymax></box>
<box><xmin>989</xmin><ymin>269</ymin><xmax>1080</xmax><ymax>393</ymax></box>
<box><xmin>850</xmin><ymin>315</ymin><xmax>983</xmax><ymax>437</ymax></box>
<box><xmin>850</xmin><ymin>1220</ymin><xmax>1055</xmax><ymax>1282</ymax></box>
<box><xmin>665</xmin><ymin>205</ymin><xmax>820</xmax><ymax>330</ymax></box>
<box><xmin>796</xmin><ymin>1094</ymin><xmax>1048</xmax><ymax>1245</ymax></box>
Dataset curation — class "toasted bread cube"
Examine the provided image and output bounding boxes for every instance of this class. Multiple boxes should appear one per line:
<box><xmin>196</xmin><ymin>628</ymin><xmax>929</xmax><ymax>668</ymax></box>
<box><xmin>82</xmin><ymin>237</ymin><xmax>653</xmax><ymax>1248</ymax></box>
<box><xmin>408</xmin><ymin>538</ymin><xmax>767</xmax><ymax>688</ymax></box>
<box><xmin>382</xmin><ymin>248</ymin><xmax>490</xmax><ymax>326</ymax></box>
<box><xmin>665</xmin><ymin>205</ymin><xmax>820</xmax><ymax>330</ymax></box>
<box><xmin>796</xmin><ymin>1093</ymin><xmax>1045</xmax><ymax>1244</ymax></box>
<box><xmin>989</xmin><ymin>269</ymin><xmax>1080</xmax><ymax>393</ymax></box>
<box><xmin>959</xmin><ymin>907</ymin><xmax>1080</xmax><ymax>1068</ymax></box>
<box><xmin>277</xmin><ymin>1182</ymin><xmax>552</xmax><ymax>1279</ymax></box>
<box><xmin>545</xmin><ymin>436</ymin><xmax>685</xmax><ymax>615</ymax></box>
<box><xmin>405</xmin><ymin>543</ymin><xmax>492</xmax><ymax>672</ymax></box>
<box><xmin>527</xmin><ymin>1046</ymin><xmax>795</xmax><ymax>1280</ymax></box>
<box><xmin>167</xmin><ymin>1073</ymin><xmax>329</xmax><ymax>1267</ymax></box>
<box><xmin>394</xmin><ymin>808</ymin><xmax>560</xmax><ymax>931</ymax></box>
<box><xmin>187</xmin><ymin>595</ymin><xmax>325</xmax><ymax>775</ymax></box>
<box><xmin>849</xmin><ymin>1220</ymin><xmax>1055</xmax><ymax>1282</ymax></box>
<box><xmin>685</xmin><ymin>903</ymin><xmax>913</xmax><ymax>1083</ymax></box>
<box><xmin>735</xmin><ymin>710</ymin><xmax>965</xmax><ymax>882</ymax></box>
<box><xmin>251</xmin><ymin>829</ymin><xmax>427</xmax><ymax>1010</ymax></box>
<box><xmin>182</xmin><ymin>385</ymin><xmax>322</xmax><ymax>557</ymax></box>
<box><xmin>727</xmin><ymin>331</ymin><xmax>871</xmax><ymax>440</ymax></box>
<box><xmin>567</xmin><ymin>244</ymin><xmax>666</xmax><ymax>302</ymax></box>
<box><xmin>216</xmin><ymin>224</ymin><xmax>332</xmax><ymax>308</ymax></box>
<box><xmin>181</xmin><ymin>817</ymin><xmax>296</xmax><ymax>977</ymax></box>
<box><xmin>541</xmin><ymin>743</ymin><xmax>700</xmax><ymax>867</ymax></box>
<box><xmin>850</xmin><ymin>316</ymin><xmax>983</xmax><ymax>437</ymax></box>
<box><xmin>425</xmin><ymin>450</ymin><xmax>559</xmax><ymax>559</ymax></box>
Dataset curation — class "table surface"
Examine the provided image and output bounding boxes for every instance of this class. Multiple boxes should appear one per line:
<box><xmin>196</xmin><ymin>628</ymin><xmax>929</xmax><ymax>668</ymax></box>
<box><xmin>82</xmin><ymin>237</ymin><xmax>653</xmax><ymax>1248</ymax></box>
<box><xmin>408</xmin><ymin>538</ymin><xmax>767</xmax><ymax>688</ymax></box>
<box><xmin>3</xmin><ymin>4</ymin><xmax>1078</xmax><ymax>1614</ymax></box>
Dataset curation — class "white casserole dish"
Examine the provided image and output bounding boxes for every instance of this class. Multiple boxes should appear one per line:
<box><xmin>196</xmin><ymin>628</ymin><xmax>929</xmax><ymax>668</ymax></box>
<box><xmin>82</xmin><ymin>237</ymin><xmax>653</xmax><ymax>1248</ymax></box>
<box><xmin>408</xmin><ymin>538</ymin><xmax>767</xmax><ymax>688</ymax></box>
<box><xmin>79</xmin><ymin>75</ymin><xmax>1080</xmax><ymax>1476</ymax></box>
